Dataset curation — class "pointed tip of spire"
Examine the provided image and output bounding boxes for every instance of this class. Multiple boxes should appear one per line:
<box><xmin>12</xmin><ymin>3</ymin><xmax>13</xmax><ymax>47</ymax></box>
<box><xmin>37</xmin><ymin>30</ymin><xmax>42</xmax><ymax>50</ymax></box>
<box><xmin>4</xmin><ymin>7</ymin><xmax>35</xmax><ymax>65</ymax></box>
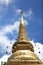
<box><xmin>20</xmin><ymin>10</ymin><xmax>25</xmax><ymax>25</ymax></box>
<box><xmin>20</xmin><ymin>9</ymin><xmax>23</xmax><ymax>15</ymax></box>
<box><xmin>20</xmin><ymin>9</ymin><xmax>24</xmax><ymax>19</ymax></box>
<box><xmin>20</xmin><ymin>9</ymin><xmax>23</xmax><ymax>16</ymax></box>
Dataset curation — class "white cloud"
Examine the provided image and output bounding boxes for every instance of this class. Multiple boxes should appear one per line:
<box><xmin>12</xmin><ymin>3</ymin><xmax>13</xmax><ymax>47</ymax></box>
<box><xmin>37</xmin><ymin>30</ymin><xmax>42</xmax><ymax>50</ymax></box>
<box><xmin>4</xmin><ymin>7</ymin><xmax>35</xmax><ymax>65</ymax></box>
<box><xmin>0</xmin><ymin>0</ymin><xmax>12</xmax><ymax>21</ymax></box>
<box><xmin>25</xmin><ymin>8</ymin><xmax>33</xmax><ymax>17</ymax></box>
<box><xmin>16</xmin><ymin>9</ymin><xmax>22</xmax><ymax>14</ymax></box>
<box><xmin>0</xmin><ymin>20</ymin><xmax>28</xmax><ymax>35</ymax></box>
<box><xmin>24</xmin><ymin>20</ymin><xmax>28</xmax><ymax>26</ymax></box>
<box><xmin>0</xmin><ymin>55</ymin><xmax>11</xmax><ymax>65</ymax></box>
<box><xmin>0</xmin><ymin>21</ymin><xmax>19</xmax><ymax>34</ymax></box>
<box><xmin>15</xmin><ymin>8</ymin><xmax>33</xmax><ymax>17</ymax></box>
<box><xmin>0</xmin><ymin>0</ymin><xmax>11</xmax><ymax>6</ymax></box>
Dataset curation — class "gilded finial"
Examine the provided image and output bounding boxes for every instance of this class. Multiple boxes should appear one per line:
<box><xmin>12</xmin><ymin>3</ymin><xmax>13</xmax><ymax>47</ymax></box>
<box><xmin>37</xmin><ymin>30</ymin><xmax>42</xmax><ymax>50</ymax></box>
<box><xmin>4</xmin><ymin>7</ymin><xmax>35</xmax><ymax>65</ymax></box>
<box><xmin>20</xmin><ymin>9</ymin><xmax>23</xmax><ymax>17</ymax></box>
<box><xmin>20</xmin><ymin>9</ymin><xmax>24</xmax><ymax>25</ymax></box>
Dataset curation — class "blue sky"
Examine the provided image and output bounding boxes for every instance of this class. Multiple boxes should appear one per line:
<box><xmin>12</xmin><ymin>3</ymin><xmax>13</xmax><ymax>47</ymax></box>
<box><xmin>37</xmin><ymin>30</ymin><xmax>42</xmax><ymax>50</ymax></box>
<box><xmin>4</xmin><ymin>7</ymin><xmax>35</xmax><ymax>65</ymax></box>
<box><xmin>0</xmin><ymin>0</ymin><xmax>43</xmax><ymax>63</ymax></box>
<box><xmin>0</xmin><ymin>0</ymin><xmax>42</xmax><ymax>43</ymax></box>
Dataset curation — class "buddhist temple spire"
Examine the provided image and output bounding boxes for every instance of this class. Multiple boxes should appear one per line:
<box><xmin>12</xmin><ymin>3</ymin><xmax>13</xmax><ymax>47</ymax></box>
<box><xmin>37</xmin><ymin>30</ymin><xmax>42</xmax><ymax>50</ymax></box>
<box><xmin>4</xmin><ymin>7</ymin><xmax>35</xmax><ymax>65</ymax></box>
<box><xmin>17</xmin><ymin>10</ymin><xmax>29</xmax><ymax>42</ymax></box>
<box><xmin>12</xmin><ymin>10</ymin><xmax>34</xmax><ymax>53</ymax></box>
<box><xmin>7</xmin><ymin>9</ymin><xmax>43</xmax><ymax>65</ymax></box>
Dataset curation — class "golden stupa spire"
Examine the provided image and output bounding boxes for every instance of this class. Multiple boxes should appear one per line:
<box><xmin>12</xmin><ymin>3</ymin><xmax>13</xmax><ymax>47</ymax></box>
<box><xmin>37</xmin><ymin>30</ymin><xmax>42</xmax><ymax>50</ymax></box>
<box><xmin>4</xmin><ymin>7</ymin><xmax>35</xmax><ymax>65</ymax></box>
<box><xmin>17</xmin><ymin>10</ymin><xmax>29</xmax><ymax>42</ymax></box>
<box><xmin>12</xmin><ymin>10</ymin><xmax>34</xmax><ymax>53</ymax></box>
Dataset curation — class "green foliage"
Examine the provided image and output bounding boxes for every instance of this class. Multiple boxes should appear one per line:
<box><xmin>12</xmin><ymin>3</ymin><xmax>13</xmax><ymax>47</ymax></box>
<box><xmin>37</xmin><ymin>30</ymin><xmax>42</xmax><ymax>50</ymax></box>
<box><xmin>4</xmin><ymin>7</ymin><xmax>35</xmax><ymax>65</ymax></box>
<box><xmin>3</xmin><ymin>62</ymin><xmax>7</xmax><ymax>65</ymax></box>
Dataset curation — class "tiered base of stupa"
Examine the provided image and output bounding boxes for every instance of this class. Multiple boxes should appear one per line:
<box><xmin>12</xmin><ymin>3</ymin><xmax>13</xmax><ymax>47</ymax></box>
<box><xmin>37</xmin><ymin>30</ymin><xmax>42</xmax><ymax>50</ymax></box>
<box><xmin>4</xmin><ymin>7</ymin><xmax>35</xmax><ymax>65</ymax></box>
<box><xmin>7</xmin><ymin>50</ymin><xmax>43</xmax><ymax>65</ymax></box>
<box><xmin>7</xmin><ymin>59</ymin><xmax>43</xmax><ymax>65</ymax></box>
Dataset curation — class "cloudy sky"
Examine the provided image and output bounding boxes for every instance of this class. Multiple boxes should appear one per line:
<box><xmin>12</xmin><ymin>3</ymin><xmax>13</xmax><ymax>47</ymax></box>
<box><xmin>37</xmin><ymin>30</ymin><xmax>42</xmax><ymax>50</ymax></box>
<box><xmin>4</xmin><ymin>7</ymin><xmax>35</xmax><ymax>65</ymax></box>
<box><xmin>0</xmin><ymin>0</ymin><xmax>43</xmax><ymax>64</ymax></box>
